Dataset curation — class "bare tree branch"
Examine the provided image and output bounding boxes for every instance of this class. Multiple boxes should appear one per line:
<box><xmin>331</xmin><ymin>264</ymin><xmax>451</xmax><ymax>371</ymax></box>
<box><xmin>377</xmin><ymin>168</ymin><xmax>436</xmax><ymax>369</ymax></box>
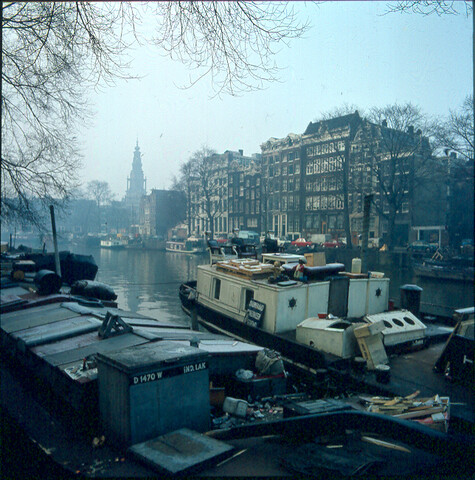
<box><xmin>2</xmin><ymin>1</ymin><xmax>309</xmax><ymax>228</ymax></box>
<box><xmin>384</xmin><ymin>1</ymin><xmax>472</xmax><ymax>16</ymax></box>
<box><xmin>150</xmin><ymin>1</ymin><xmax>309</xmax><ymax>97</ymax></box>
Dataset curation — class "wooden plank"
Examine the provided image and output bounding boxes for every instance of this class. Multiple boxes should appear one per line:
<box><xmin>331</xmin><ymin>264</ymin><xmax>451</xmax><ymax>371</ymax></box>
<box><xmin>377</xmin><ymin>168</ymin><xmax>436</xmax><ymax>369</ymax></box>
<box><xmin>1</xmin><ymin>304</ymin><xmax>79</xmax><ymax>333</ymax></box>
<box><xmin>42</xmin><ymin>333</ymin><xmax>148</xmax><ymax>367</ymax></box>
<box><xmin>1</xmin><ymin>302</ymin><xmax>59</xmax><ymax>321</ymax></box>
<box><xmin>31</xmin><ymin>331</ymin><xmax>102</xmax><ymax>358</ymax></box>
<box><xmin>11</xmin><ymin>316</ymin><xmax>102</xmax><ymax>347</ymax></box>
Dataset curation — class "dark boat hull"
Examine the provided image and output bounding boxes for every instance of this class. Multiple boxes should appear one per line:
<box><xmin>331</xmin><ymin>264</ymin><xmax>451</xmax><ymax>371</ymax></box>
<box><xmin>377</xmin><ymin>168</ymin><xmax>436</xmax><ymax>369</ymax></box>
<box><xmin>179</xmin><ymin>282</ymin><xmax>330</xmax><ymax>375</ymax></box>
<box><xmin>21</xmin><ymin>251</ymin><xmax>98</xmax><ymax>285</ymax></box>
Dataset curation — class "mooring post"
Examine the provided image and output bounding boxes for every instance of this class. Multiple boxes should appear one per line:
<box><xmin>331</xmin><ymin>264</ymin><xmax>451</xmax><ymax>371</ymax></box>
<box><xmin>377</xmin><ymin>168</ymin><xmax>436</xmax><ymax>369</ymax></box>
<box><xmin>361</xmin><ymin>194</ymin><xmax>373</xmax><ymax>273</ymax></box>
<box><xmin>191</xmin><ymin>303</ymin><xmax>199</xmax><ymax>331</ymax></box>
<box><xmin>49</xmin><ymin>205</ymin><xmax>62</xmax><ymax>278</ymax></box>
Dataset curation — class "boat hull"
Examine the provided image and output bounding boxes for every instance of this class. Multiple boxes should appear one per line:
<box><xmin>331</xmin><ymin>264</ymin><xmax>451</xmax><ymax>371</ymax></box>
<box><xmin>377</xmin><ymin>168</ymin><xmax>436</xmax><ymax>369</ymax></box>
<box><xmin>179</xmin><ymin>282</ymin><xmax>329</xmax><ymax>374</ymax></box>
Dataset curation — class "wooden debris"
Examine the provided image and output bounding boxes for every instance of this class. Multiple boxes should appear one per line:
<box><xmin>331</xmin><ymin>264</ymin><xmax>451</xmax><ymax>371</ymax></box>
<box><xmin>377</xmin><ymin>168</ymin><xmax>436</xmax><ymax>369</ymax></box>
<box><xmin>362</xmin><ymin>436</ymin><xmax>411</xmax><ymax>453</ymax></box>
<box><xmin>215</xmin><ymin>259</ymin><xmax>274</xmax><ymax>278</ymax></box>
<box><xmin>361</xmin><ymin>393</ymin><xmax>450</xmax><ymax>432</ymax></box>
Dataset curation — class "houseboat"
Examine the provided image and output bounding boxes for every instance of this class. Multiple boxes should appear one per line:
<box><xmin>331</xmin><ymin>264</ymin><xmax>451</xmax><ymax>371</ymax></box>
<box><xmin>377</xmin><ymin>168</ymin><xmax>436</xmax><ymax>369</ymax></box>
<box><xmin>179</xmin><ymin>258</ymin><xmax>473</xmax><ymax>427</ymax></box>
<box><xmin>166</xmin><ymin>237</ymin><xmax>206</xmax><ymax>254</ymax></box>
<box><xmin>100</xmin><ymin>238</ymin><xmax>126</xmax><ymax>249</ymax></box>
<box><xmin>1</xmin><ymin>263</ymin><xmax>473</xmax><ymax>477</ymax></box>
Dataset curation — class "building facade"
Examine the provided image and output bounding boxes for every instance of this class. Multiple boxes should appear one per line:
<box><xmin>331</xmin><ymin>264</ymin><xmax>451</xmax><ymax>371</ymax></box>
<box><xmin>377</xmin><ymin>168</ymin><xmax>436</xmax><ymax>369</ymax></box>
<box><xmin>261</xmin><ymin>112</ymin><xmax>433</xmax><ymax>246</ymax></box>
<box><xmin>189</xmin><ymin>150</ymin><xmax>261</xmax><ymax>238</ymax></box>
<box><xmin>140</xmin><ymin>189</ymin><xmax>186</xmax><ymax>237</ymax></box>
<box><xmin>168</xmin><ymin>112</ymin><xmax>444</xmax><ymax>248</ymax></box>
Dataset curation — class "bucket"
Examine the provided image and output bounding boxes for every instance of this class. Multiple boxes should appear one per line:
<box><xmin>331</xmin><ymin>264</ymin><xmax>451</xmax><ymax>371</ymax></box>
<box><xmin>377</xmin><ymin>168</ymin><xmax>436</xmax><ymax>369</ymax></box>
<box><xmin>375</xmin><ymin>364</ymin><xmax>391</xmax><ymax>384</ymax></box>
<box><xmin>353</xmin><ymin>356</ymin><xmax>366</xmax><ymax>373</ymax></box>
<box><xmin>34</xmin><ymin>269</ymin><xmax>62</xmax><ymax>295</ymax></box>
<box><xmin>351</xmin><ymin>258</ymin><xmax>362</xmax><ymax>274</ymax></box>
<box><xmin>223</xmin><ymin>397</ymin><xmax>248</xmax><ymax>417</ymax></box>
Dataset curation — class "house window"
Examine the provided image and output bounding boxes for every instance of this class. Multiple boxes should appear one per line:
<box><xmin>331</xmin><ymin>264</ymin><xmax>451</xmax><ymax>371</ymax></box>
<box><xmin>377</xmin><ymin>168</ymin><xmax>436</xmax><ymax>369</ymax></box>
<box><xmin>214</xmin><ymin>279</ymin><xmax>221</xmax><ymax>300</ymax></box>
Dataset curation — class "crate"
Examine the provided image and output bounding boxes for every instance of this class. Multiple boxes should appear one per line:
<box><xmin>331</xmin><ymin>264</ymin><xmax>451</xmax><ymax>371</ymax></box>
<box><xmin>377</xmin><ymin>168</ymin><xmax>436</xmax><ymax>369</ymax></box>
<box><xmin>97</xmin><ymin>341</ymin><xmax>210</xmax><ymax>446</ymax></box>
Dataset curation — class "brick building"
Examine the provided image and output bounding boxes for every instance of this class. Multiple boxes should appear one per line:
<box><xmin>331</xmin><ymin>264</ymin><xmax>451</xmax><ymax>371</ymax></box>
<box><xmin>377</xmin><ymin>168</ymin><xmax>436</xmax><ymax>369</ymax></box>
<box><xmin>140</xmin><ymin>189</ymin><xmax>185</xmax><ymax>237</ymax></box>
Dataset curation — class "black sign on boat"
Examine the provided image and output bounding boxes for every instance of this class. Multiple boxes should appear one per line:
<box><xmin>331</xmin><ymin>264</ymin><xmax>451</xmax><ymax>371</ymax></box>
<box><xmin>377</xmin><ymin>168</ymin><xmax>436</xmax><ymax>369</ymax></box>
<box><xmin>246</xmin><ymin>299</ymin><xmax>265</xmax><ymax>328</ymax></box>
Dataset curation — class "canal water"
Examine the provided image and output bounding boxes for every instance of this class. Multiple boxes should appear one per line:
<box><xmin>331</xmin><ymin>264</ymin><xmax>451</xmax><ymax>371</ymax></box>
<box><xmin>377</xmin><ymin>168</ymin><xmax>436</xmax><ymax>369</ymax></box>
<box><xmin>73</xmin><ymin>246</ymin><xmax>473</xmax><ymax>322</ymax></box>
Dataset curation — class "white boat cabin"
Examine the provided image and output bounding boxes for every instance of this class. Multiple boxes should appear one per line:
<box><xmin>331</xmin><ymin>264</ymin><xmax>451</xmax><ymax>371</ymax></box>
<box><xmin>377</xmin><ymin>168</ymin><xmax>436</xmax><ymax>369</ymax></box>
<box><xmin>195</xmin><ymin>259</ymin><xmax>390</xmax><ymax>335</ymax></box>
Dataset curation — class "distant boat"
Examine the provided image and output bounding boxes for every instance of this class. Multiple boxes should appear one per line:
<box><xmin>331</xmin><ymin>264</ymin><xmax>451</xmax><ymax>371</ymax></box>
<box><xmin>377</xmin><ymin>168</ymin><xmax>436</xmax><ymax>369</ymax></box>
<box><xmin>166</xmin><ymin>238</ymin><xmax>206</xmax><ymax>254</ymax></box>
<box><xmin>100</xmin><ymin>239</ymin><xmax>126</xmax><ymax>249</ymax></box>
<box><xmin>414</xmin><ymin>261</ymin><xmax>474</xmax><ymax>282</ymax></box>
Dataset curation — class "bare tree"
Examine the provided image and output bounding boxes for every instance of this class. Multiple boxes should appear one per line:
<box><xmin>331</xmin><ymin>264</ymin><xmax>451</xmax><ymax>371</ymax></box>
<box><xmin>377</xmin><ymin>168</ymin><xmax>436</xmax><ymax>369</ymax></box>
<box><xmin>366</xmin><ymin>103</ymin><xmax>435</xmax><ymax>248</ymax></box>
<box><xmin>174</xmin><ymin>160</ymin><xmax>196</xmax><ymax>235</ymax></box>
<box><xmin>150</xmin><ymin>2</ymin><xmax>309</xmax><ymax>96</ymax></box>
<box><xmin>2</xmin><ymin>2</ymin><xmax>308</xmax><ymax>227</ymax></box>
<box><xmin>385</xmin><ymin>1</ymin><xmax>472</xmax><ymax>16</ymax></box>
<box><xmin>87</xmin><ymin>180</ymin><xmax>114</xmax><ymax>232</ymax></box>
<box><xmin>437</xmin><ymin>95</ymin><xmax>474</xmax><ymax>162</ymax></box>
<box><xmin>1</xmin><ymin>2</ymin><xmax>138</xmax><ymax>227</ymax></box>
<box><xmin>318</xmin><ymin>104</ymin><xmax>365</xmax><ymax>121</ymax></box>
<box><xmin>260</xmin><ymin>175</ymin><xmax>271</xmax><ymax>235</ymax></box>
<box><xmin>189</xmin><ymin>146</ymin><xmax>221</xmax><ymax>238</ymax></box>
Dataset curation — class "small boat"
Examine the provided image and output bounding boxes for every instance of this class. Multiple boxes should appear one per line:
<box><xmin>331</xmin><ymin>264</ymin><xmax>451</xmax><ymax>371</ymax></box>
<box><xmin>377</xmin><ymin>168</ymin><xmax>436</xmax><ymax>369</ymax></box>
<box><xmin>7</xmin><ymin>250</ymin><xmax>98</xmax><ymax>286</ymax></box>
<box><xmin>414</xmin><ymin>258</ymin><xmax>474</xmax><ymax>282</ymax></box>
<box><xmin>166</xmin><ymin>238</ymin><xmax>206</xmax><ymax>254</ymax></box>
<box><xmin>207</xmin><ymin>237</ymin><xmax>258</xmax><ymax>264</ymax></box>
<box><xmin>100</xmin><ymin>238</ymin><xmax>126</xmax><ymax>249</ymax></box>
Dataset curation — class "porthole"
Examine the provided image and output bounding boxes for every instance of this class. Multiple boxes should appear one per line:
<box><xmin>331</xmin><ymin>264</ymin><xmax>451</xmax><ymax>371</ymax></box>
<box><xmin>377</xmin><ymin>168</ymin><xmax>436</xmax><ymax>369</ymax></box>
<box><xmin>403</xmin><ymin>316</ymin><xmax>415</xmax><ymax>325</ymax></box>
<box><xmin>393</xmin><ymin>318</ymin><xmax>404</xmax><ymax>327</ymax></box>
<box><xmin>383</xmin><ymin>320</ymin><xmax>393</xmax><ymax>328</ymax></box>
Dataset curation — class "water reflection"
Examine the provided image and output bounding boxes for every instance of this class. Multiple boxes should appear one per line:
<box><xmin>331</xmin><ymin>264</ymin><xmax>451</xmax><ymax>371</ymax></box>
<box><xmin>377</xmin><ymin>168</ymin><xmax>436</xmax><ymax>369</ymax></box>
<box><xmin>74</xmin><ymin>246</ymin><xmax>209</xmax><ymax>325</ymax></box>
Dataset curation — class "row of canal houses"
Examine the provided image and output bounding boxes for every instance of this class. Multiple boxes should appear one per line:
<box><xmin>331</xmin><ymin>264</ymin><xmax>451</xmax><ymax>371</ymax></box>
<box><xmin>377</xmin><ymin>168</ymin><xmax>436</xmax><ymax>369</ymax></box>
<box><xmin>138</xmin><ymin>111</ymin><xmax>469</xmax><ymax>247</ymax></box>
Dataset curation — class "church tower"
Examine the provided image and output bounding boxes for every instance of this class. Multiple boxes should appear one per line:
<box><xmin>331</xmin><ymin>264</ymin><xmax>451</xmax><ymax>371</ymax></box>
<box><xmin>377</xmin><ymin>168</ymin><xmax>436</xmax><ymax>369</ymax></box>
<box><xmin>125</xmin><ymin>140</ymin><xmax>147</xmax><ymax>228</ymax></box>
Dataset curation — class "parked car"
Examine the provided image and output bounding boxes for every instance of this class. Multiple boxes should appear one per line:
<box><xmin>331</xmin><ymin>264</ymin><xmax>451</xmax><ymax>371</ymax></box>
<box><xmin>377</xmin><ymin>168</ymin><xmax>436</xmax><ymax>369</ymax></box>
<box><xmin>291</xmin><ymin>238</ymin><xmax>312</xmax><ymax>247</ymax></box>
<box><xmin>322</xmin><ymin>240</ymin><xmax>344</xmax><ymax>248</ymax></box>
<box><xmin>407</xmin><ymin>241</ymin><xmax>437</xmax><ymax>253</ymax></box>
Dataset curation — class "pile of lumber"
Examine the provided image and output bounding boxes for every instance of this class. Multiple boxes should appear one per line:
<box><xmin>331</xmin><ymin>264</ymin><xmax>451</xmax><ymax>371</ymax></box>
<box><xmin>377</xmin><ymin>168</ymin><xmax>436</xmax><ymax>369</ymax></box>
<box><xmin>360</xmin><ymin>391</ymin><xmax>450</xmax><ymax>432</ymax></box>
<box><xmin>215</xmin><ymin>259</ymin><xmax>274</xmax><ymax>278</ymax></box>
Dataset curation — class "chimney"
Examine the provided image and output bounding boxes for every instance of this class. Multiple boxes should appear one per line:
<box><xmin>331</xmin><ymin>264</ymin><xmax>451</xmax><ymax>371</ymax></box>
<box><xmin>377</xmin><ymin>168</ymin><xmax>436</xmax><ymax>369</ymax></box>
<box><xmin>382</xmin><ymin>119</ymin><xmax>387</xmax><ymax>127</ymax></box>
<box><xmin>407</xmin><ymin>125</ymin><xmax>414</xmax><ymax>135</ymax></box>
<box><xmin>239</xmin><ymin>149</ymin><xmax>243</xmax><ymax>156</ymax></box>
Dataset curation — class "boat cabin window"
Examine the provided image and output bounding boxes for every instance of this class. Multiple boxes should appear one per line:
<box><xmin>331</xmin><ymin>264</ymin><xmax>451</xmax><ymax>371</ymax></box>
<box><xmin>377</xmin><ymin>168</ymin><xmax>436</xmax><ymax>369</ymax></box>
<box><xmin>244</xmin><ymin>289</ymin><xmax>254</xmax><ymax>309</ymax></box>
<box><xmin>213</xmin><ymin>278</ymin><xmax>221</xmax><ymax>299</ymax></box>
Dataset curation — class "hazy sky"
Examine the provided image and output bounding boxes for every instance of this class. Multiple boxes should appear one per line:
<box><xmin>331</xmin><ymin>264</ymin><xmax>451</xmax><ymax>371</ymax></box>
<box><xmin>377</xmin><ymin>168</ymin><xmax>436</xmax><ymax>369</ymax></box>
<box><xmin>79</xmin><ymin>2</ymin><xmax>472</xmax><ymax>198</ymax></box>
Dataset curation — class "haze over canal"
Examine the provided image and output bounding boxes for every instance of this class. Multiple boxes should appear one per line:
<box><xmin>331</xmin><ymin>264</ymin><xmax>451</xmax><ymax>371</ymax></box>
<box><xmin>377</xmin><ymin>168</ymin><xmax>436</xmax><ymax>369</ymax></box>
<box><xmin>72</xmin><ymin>246</ymin><xmax>473</xmax><ymax>324</ymax></box>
